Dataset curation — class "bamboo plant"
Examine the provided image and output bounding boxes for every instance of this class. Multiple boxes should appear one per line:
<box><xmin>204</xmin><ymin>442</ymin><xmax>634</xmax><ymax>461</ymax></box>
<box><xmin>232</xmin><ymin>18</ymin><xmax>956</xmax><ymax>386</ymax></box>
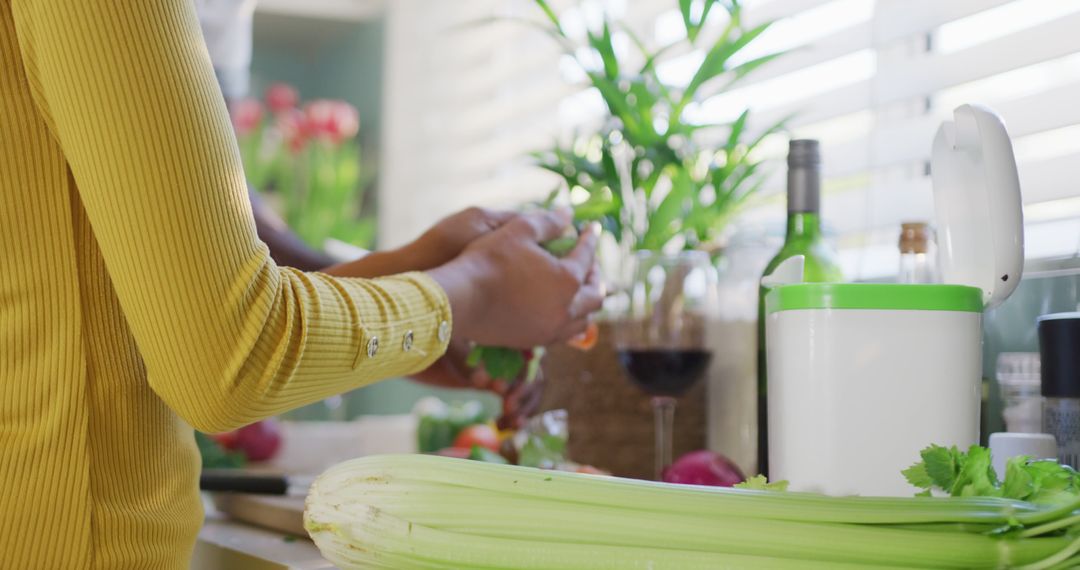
<box><xmin>531</xmin><ymin>0</ymin><xmax>787</xmax><ymax>253</ymax></box>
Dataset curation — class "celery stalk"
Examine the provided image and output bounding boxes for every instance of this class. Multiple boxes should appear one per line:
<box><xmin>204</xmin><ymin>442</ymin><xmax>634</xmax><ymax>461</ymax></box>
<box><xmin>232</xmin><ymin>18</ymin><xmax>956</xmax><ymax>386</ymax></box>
<box><xmin>309</xmin><ymin>502</ymin><xmax>914</xmax><ymax>570</ymax></box>
<box><xmin>322</xmin><ymin>454</ymin><xmax>1046</xmax><ymax>524</ymax></box>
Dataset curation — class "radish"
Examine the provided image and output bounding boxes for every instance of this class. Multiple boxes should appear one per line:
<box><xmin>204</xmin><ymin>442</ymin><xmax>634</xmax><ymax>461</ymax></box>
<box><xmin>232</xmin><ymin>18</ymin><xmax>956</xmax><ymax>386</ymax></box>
<box><xmin>220</xmin><ymin>419</ymin><xmax>283</xmax><ymax>462</ymax></box>
<box><xmin>663</xmin><ymin>450</ymin><xmax>745</xmax><ymax>487</ymax></box>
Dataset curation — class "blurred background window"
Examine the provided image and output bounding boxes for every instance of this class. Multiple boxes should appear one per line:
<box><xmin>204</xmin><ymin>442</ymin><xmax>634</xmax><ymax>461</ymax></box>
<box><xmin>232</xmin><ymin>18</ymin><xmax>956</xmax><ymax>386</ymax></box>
<box><xmin>235</xmin><ymin>0</ymin><xmax>1080</xmax><ymax>415</ymax></box>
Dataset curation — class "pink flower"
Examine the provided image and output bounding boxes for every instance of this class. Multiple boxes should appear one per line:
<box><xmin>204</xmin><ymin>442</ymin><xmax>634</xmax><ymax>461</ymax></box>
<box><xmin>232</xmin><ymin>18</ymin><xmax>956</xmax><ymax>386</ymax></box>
<box><xmin>304</xmin><ymin>99</ymin><xmax>360</xmax><ymax>144</ymax></box>
<box><xmin>276</xmin><ymin>108</ymin><xmax>310</xmax><ymax>154</ymax></box>
<box><xmin>231</xmin><ymin>98</ymin><xmax>264</xmax><ymax>136</ymax></box>
<box><xmin>265</xmin><ymin>83</ymin><xmax>299</xmax><ymax>114</ymax></box>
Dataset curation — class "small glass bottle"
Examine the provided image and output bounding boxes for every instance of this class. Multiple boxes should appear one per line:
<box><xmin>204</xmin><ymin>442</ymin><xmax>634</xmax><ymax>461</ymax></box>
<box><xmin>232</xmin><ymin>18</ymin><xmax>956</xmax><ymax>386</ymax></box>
<box><xmin>1038</xmin><ymin>313</ymin><xmax>1080</xmax><ymax>468</ymax></box>
<box><xmin>898</xmin><ymin>222</ymin><xmax>939</xmax><ymax>284</ymax></box>
<box><xmin>997</xmin><ymin>352</ymin><xmax>1042</xmax><ymax>433</ymax></box>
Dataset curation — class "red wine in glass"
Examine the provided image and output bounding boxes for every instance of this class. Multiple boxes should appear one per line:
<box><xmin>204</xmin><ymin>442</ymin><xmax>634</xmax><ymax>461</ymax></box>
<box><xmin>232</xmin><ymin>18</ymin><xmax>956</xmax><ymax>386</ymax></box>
<box><xmin>613</xmin><ymin>250</ymin><xmax>718</xmax><ymax>480</ymax></box>
<box><xmin>616</xmin><ymin>349</ymin><xmax>713</xmax><ymax>397</ymax></box>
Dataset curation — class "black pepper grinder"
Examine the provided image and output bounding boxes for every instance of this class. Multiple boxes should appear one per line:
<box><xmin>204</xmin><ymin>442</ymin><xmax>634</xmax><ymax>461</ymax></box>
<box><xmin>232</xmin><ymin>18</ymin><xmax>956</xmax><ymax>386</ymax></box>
<box><xmin>1038</xmin><ymin>312</ymin><xmax>1080</xmax><ymax>468</ymax></box>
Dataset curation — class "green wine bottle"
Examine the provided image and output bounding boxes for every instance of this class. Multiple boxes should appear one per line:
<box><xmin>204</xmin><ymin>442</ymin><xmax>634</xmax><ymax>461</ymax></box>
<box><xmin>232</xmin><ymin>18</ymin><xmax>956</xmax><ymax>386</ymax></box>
<box><xmin>756</xmin><ymin>139</ymin><xmax>842</xmax><ymax>477</ymax></box>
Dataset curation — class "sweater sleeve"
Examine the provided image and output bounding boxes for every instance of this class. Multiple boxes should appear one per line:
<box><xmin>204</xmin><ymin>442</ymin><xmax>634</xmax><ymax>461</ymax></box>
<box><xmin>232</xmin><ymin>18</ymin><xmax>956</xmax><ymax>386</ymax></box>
<box><xmin>10</xmin><ymin>0</ymin><xmax>451</xmax><ymax>432</ymax></box>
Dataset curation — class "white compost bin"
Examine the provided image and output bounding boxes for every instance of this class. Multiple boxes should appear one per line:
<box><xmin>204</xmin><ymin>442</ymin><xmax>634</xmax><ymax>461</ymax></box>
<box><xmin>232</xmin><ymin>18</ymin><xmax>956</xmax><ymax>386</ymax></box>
<box><xmin>763</xmin><ymin>105</ymin><xmax>1024</xmax><ymax>496</ymax></box>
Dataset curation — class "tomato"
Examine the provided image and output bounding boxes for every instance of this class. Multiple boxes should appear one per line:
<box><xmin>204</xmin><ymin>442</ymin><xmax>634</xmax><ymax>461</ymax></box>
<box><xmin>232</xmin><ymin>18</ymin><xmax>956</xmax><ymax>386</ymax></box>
<box><xmin>566</xmin><ymin>321</ymin><xmax>599</xmax><ymax>351</ymax></box>
<box><xmin>211</xmin><ymin>430</ymin><xmax>240</xmax><ymax>450</ymax></box>
<box><xmin>452</xmin><ymin>424</ymin><xmax>500</xmax><ymax>452</ymax></box>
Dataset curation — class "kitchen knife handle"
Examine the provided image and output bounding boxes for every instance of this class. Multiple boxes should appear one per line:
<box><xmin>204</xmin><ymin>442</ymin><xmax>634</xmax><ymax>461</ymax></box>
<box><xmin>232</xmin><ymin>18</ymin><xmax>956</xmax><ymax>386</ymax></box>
<box><xmin>200</xmin><ymin>470</ymin><xmax>289</xmax><ymax>495</ymax></box>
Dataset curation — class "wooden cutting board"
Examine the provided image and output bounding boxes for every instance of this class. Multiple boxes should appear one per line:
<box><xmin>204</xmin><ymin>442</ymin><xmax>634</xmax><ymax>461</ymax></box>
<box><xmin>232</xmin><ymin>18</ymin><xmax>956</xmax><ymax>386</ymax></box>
<box><xmin>212</xmin><ymin>494</ymin><xmax>308</xmax><ymax>537</ymax></box>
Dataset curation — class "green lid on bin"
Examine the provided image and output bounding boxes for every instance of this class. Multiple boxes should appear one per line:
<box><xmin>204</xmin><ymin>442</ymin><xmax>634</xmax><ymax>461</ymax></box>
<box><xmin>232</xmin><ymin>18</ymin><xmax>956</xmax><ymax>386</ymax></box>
<box><xmin>765</xmin><ymin>283</ymin><xmax>984</xmax><ymax>314</ymax></box>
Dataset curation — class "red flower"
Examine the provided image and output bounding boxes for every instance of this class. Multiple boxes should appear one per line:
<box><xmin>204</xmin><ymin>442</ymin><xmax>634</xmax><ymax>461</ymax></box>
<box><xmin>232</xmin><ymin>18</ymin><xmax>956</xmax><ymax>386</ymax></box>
<box><xmin>265</xmin><ymin>83</ymin><xmax>299</xmax><ymax>114</ymax></box>
<box><xmin>231</xmin><ymin>98</ymin><xmax>264</xmax><ymax>136</ymax></box>
<box><xmin>304</xmin><ymin>99</ymin><xmax>360</xmax><ymax>144</ymax></box>
<box><xmin>276</xmin><ymin>108</ymin><xmax>310</xmax><ymax>154</ymax></box>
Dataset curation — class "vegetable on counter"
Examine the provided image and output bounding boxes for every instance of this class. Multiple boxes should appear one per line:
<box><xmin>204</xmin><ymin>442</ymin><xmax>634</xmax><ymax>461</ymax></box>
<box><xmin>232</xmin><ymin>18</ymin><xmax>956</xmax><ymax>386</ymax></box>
<box><xmin>452</xmin><ymin>424</ymin><xmax>500</xmax><ymax>453</ymax></box>
<box><xmin>195</xmin><ymin>431</ymin><xmax>246</xmax><ymax>469</ymax></box>
<box><xmin>213</xmin><ymin>419</ymin><xmax>283</xmax><ymax>462</ymax></box>
<box><xmin>468</xmin><ymin>445</ymin><xmax>510</xmax><ymax>465</ymax></box>
<box><xmin>306</xmin><ymin>454</ymin><xmax>1080</xmax><ymax>570</ymax></box>
<box><xmin>415</xmin><ymin>398</ymin><xmax>493</xmax><ymax>454</ymax></box>
<box><xmin>663</xmin><ymin>450</ymin><xmax>745</xmax><ymax>487</ymax></box>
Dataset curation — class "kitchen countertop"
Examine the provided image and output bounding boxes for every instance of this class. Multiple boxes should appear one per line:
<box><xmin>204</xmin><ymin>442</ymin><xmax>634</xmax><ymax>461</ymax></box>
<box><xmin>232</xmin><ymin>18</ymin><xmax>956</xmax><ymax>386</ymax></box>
<box><xmin>194</xmin><ymin>496</ymin><xmax>335</xmax><ymax>570</ymax></box>
<box><xmin>192</xmin><ymin>416</ymin><xmax>418</xmax><ymax>569</ymax></box>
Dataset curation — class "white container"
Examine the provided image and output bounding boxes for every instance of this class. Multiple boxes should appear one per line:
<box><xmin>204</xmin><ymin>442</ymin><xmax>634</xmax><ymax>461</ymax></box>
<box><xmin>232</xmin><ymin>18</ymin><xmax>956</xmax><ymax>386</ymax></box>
<box><xmin>764</xmin><ymin>105</ymin><xmax>1024</xmax><ymax>496</ymax></box>
<box><xmin>988</xmin><ymin>432</ymin><xmax>1057</xmax><ymax>477</ymax></box>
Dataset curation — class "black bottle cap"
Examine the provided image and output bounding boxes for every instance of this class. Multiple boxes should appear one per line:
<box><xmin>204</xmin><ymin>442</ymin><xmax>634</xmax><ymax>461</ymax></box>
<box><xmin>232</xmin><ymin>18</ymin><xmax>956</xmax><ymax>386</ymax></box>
<box><xmin>1038</xmin><ymin>312</ymin><xmax>1080</xmax><ymax>398</ymax></box>
<box><xmin>787</xmin><ymin>139</ymin><xmax>820</xmax><ymax>213</ymax></box>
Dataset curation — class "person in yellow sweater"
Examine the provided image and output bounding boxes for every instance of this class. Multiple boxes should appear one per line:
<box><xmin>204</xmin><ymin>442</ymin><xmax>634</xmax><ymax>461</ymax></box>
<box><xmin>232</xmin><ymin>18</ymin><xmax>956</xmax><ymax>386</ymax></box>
<box><xmin>0</xmin><ymin>1</ymin><xmax>603</xmax><ymax>568</ymax></box>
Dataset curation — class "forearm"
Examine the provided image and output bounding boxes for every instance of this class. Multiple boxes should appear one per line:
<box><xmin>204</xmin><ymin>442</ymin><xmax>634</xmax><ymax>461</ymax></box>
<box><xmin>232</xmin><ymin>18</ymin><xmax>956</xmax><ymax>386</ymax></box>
<box><xmin>249</xmin><ymin>187</ymin><xmax>336</xmax><ymax>271</ymax></box>
<box><xmin>322</xmin><ymin>242</ymin><xmax>442</xmax><ymax>278</ymax></box>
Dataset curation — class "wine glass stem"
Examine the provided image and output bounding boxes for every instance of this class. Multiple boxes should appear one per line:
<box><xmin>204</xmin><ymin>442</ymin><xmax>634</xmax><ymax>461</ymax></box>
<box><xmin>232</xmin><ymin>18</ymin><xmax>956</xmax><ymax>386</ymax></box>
<box><xmin>652</xmin><ymin>396</ymin><xmax>677</xmax><ymax>481</ymax></box>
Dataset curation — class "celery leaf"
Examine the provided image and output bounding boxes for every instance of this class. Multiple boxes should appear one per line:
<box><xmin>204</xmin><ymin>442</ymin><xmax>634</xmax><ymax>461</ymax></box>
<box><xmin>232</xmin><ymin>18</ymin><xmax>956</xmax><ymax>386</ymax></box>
<box><xmin>921</xmin><ymin>445</ymin><xmax>962</xmax><ymax>491</ymax></box>
<box><xmin>902</xmin><ymin>462</ymin><xmax>933</xmax><ymax>491</ymax></box>
<box><xmin>736</xmin><ymin>475</ymin><xmax>789</xmax><ymax>492</ymax></box>
<box><xmin>904</xmin><ymin>444</ymin><xmax>1080</xmax><ymax>505</ymax></box>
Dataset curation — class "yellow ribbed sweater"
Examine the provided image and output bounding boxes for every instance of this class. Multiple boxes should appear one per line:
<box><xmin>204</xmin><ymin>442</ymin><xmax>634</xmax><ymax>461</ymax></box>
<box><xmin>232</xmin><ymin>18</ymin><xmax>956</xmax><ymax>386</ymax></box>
<box><xmin>0</xmin><ymin>1</ymin><xmax>451</xmax><ymax>567</ymax></box>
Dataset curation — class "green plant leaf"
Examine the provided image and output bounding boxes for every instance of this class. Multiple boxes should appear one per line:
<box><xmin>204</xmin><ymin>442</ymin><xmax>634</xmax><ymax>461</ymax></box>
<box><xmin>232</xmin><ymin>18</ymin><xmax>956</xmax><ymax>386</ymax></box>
<box><xmin>588</xmin><ymin>73</ymin><xmax>644</xmax><ymax>141</ymax></box>
<box><xmin>709</xmin><ymin>51</ymin><xmax>788</xmax><ymax>95</ymax></box>
<box><xmin>642</xmin><ymin>166</ymin><xmax>694</xmax><ymax>249</ymax></box>
<box><xmin>477</xmin><ymin>347</ymin><xmax>526</xmax><ymax>381</ymax></box>
<box><xmin>699</xmin><ymin>1</ymin><xmax>716</xmax><ymax>35</ymax></box>
<box><xmin>679</xmin><ymin>0</ymin><xmax>695</xmax><ymax>39</ymax></box>
<box><xmin>680</xmin><ymin>0</ymin><xmax>721</xmax><ymax>43</ymax></box>
<box><xmin>622</xmin><ymin>24</ymin><xmax>679</xmax><ymax>90</ymax></box>
<box><xmin>588</xmin><ymin>20</ymin><xmax>620</xmax><ymax>80</ymax></box>
<box><xmin>724</xmin><ymin>109</ymin><xmax>750</xmax><ymax>154</ymax></box>
<box><xmin>532</xmin><ymin>0</ymin><xmax>565</xmax><ymax>36</ymax></box>
<box><xmin>680</xmin><ymin>19</ymin><xmax>773</xmax><ymax>110</ymax></box>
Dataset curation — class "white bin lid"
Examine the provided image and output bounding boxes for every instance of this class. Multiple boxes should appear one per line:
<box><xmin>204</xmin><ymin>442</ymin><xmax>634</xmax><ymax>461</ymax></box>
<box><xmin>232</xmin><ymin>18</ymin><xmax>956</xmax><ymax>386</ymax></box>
<box><xmin>931</xmin><ymin>104</ymin><xmax>1024</xmax><ymax>309</ymax></box>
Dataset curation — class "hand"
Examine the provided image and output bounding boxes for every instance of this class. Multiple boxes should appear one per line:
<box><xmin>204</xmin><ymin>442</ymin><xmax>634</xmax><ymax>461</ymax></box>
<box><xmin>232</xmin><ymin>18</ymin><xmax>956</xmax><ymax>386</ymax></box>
<box><xmin>404</xmin><ymin>207</ymin><xmax>519</xmax><ymax>271</ymax></box>
<box><xmin>427</xmin><ymin>209</ymin><xmax>604</xmax><ymax>349</ymax></box>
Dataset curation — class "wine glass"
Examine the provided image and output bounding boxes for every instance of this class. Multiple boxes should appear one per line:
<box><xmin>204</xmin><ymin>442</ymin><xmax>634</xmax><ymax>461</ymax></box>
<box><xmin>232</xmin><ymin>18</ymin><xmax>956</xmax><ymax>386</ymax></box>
<box><xmin>614</xmin><ymin>250</ymin><xmax>717</xmax><ymax>480</ymax></box>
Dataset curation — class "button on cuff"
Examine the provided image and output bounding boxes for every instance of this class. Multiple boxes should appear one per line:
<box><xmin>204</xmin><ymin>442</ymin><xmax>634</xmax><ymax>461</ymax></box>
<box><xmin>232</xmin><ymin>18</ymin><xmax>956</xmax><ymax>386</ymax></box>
<box><xmin>437</xmin><ymin>320</ymin><xmax>450</xmax><ymax>343</ymax></box>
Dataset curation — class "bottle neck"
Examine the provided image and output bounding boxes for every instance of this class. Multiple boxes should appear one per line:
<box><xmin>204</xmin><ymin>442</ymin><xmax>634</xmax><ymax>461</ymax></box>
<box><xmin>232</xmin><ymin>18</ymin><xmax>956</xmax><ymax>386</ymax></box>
<box><xmin>785</xmin><ymin>211</ymin><xmax>822</xmax><ymax>240</ymax></box>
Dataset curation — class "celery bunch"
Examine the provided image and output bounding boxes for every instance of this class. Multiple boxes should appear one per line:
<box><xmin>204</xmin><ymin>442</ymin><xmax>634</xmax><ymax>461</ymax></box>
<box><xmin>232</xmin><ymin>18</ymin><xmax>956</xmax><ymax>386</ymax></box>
<box><xmin>305</xmin><ymin>454</ymin><xmax>1080</xmax><ymax>569</ymax></box>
